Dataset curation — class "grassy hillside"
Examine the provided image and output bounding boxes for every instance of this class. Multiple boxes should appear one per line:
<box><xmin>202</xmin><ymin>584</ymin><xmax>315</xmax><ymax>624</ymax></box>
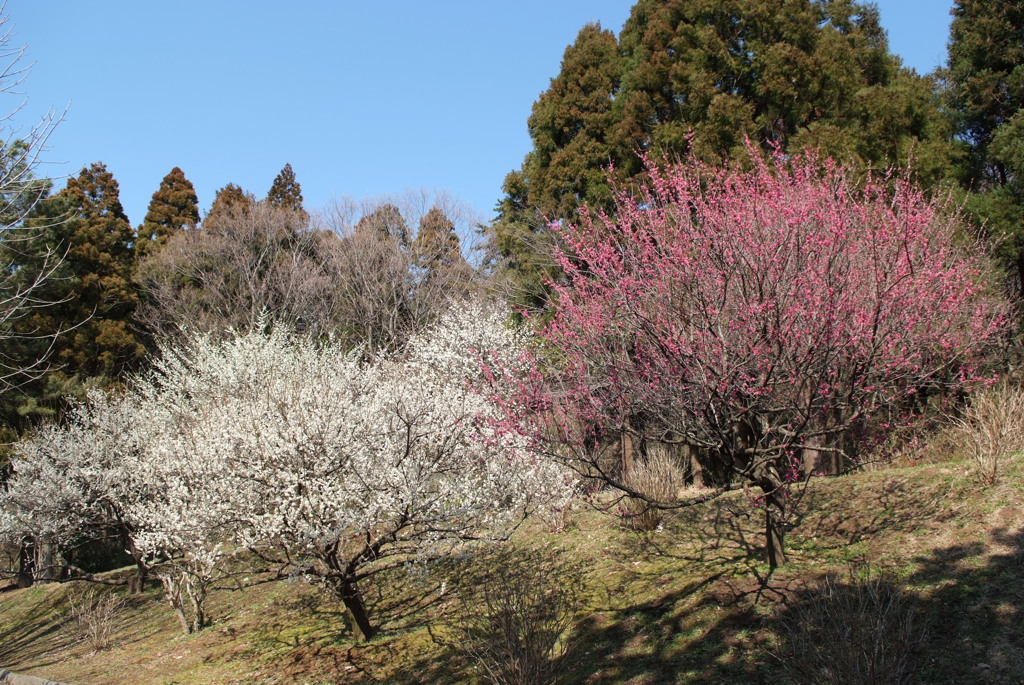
<box><xmin>2</xmin><ymin>453</ymin><xmax>1023</xmax><ymax>684</ymax></box>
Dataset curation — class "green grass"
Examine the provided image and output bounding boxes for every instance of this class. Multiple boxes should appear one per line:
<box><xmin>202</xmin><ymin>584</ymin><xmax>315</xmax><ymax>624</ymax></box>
<box><xmin>2</xmin><ymin>454</ymin><xmax>1023</xmax><ymax>683</ymax></box>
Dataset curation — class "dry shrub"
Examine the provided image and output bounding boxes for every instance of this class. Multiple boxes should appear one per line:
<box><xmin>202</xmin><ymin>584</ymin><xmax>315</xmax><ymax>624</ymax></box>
<box><xmin>67</xmin><ymin>585</ymin><xmax>123</xmax><ymax>651</ymax></box>
<box><xmin>451</xmin><ymin>546</ymin><xmax>585</xmax><ymax>685</ymax></box>
<box><xmin>621</xmin><ymin>450</ymin><xmax>686</xmax><ymax>531</ymax></box>
<box><xmin>951</xmin><ymin>382</ymin><xmax>1024</xmax><ymax>485</ymax></box>
<box><xmin>777</xmin><ymin>569</ymin><xmax>923</xmax><ymax>685</ymax></box>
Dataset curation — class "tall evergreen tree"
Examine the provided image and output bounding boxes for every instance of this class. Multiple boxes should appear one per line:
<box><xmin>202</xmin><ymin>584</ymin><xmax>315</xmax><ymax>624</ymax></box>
<box><xmin>204</xmin><ymin>183</ymin><xmax>254</xmax><ymax>230</ymax></box>
<box><xmin>612</xmin><ymin>0</ymin><xmax>955</xmax><ymax>177</ymax></box>
<box><xmin>947</xmin><ymin>0</ymin><xmax>1024</xmax><ymax>297</ymax></box>
<box><xmin>413</xmin><ymin>207</ymin><xmax>462</xmax><ymax>275</ymax></box>
<box><xmin>524</xmin><ymin>22</ymin><xmax>623</xmax><ymax>220</ymax></box>
<box><xmin>135</xmin><ymin>167</ymin><xmax>199</xmax><ymax>259</ymax></box>
<box><xmin>35</xmin><ymin>163</ymin><xmax>144</xmax><ymax>384</ymax></box>
<box><xmin>266</xmin><ymin>163</ymin><xmax>304</xmax><ymax>213</ymax></box>
<box><xmin>948</xmin><ymin>0</ymin><xmax>1024</xmax><ymax>188</ymax></box>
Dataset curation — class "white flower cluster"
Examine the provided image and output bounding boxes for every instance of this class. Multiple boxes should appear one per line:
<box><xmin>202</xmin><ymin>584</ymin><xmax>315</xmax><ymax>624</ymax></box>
<box><xmin>1</xmin><ymin>301</ymin><xmax>572</xmax><ymax>596</ymax></box>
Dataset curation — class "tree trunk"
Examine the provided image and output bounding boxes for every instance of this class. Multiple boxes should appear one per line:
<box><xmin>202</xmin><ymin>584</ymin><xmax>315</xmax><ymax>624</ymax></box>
<box><xmin>336</xmin><ymin>577</ymin><xmax>376</xmax><ymax>641</ymax></box>
<box><xmin>764</xmin><ymin>485</ymin><xmax>787</xmax><ymax>570</ymax></box>
<box><xmin>36</xmin><ymin>538</ymin><xmax>55</xmax><ymax>582</ymax></box>
<box><xmin>620</xmin><ymin>420</ymin><xmax>635</xmax><ymax>480</ymax></box>
<box><xmin>16</xmin><ymin>536</ymin><xmax>35</xmax><ymax>589</ymax></box>
<box><xmin>686</xmin><ymin>445</ymin><xmax>705</xmax><ymax>487</ymax></box>
<box><xmin>124</xmin><ymin>535</ymin><xmax>149</xmax><ymax>594</ymax></box>
<box><xmin>1016</xmin><ymin>248</ymin><xmax>1024</xmax><ymax>303</ymax></box>
<box><xmin>128</xmin><ymin>558</ymin><xmax>149</xmax><ymax>594</ymax></box>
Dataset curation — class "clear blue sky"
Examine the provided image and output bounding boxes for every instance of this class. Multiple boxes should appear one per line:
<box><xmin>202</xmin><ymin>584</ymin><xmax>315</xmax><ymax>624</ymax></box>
<box><xmin>5</xmin><ymin>1</ymin><xmax>954</xmax><ymax>230</ymax></box>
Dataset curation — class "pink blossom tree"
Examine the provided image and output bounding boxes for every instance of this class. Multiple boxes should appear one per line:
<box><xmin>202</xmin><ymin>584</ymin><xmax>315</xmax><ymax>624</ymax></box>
<box><xmin>515</xmin><ymin>149</ymin><xmax>1007</xmax><ymax>569</ymax></box>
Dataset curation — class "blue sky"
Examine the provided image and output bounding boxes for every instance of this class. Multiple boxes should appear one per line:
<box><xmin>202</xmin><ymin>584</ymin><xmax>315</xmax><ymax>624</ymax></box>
<box><xmin>6</xmin><ymin>1</ymin><xmax>954</xmax><ymax>231</ymax></box>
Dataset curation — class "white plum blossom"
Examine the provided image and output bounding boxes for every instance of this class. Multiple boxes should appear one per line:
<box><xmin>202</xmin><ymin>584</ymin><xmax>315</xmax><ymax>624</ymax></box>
<box><xmin>0</xmin><ymin>390</ymin><xmax>157</xmax><ymax>588</ymax></box>
<box><xmin>1</xmin><ymin>300</ymin><xmax>573</xmax><ymax>639</ymax></box>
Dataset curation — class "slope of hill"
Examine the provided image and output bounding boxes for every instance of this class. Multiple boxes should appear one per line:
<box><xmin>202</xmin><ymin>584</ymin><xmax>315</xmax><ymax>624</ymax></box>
<box><xmin>2</xmin><ymin>454</ymin><xmax>1022</xmax><ymax>684</ymax></box>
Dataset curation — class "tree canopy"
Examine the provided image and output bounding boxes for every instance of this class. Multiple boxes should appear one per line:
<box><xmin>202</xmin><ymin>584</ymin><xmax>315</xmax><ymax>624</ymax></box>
<box><xmin>135</xmin><ymin>167</ymin><xmax>199</xmax><ymax>259</ymax></box>
<box><xmin>947</xmin><ymin>0</ymin><xmax>1024</xmax><ymax>296</ymax></box>
<box><xmin>489</xmin><ymin>0</ymin><xmax>961</xmax><ymax>310</ymax></box>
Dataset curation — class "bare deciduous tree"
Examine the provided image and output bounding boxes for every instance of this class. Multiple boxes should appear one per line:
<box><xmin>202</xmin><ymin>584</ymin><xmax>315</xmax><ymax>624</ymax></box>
<box><xmin>0</xmin><ymin>6</ymin><xmax>66</xmax><ymax>394</ymax></box>
<box><xmin>139</xmin><ymin>190</ymin><xmax>482</xmax><ymax>356</ymax></box>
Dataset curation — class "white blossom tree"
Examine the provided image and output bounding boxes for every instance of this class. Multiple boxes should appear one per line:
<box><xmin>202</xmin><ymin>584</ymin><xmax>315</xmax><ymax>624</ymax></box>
<box><xmin>0</xmin><ymin>390</ymin><xmax>157</xmax><ymax>589</ymax></box>
<box><xmin>138</xmin><ymin>302</ymin><xmax>569</xmax><ymax>639</ymax></box>
<box><xmin>1</xmin><ymin>301</ymin><xmax>572</xmax><ymax>639</ymax></box>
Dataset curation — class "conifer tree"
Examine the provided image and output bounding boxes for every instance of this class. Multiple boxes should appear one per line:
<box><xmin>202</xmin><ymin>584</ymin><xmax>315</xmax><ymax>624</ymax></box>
<box><xmin>204</xmin><ymin>183</ymin><xmax>254</xmax><ymax>230</ymax></box>
<box><xmin>413</xmin><ymin>207</ymin><xmax>462</xmax><ymax>275</ymax></box>
<box><xmin>266</xmin><ymin>163</ymin><xmax>304</xmax><ymax>213</ymax></box>
<box><xmin>135</xmin><ymin>167</ymin><xmax>199</xmax><ymax>258</ymax></box>
<box><xmin>37</xmin><ymin>163</ymin><xmax>144</xmax><ymax>384</ymax></box>
<box><xmin>948</xmin><ymin>0</ymin><xmax>1024</xmax><ymax>187</ymax></box>
<box><xmin>523</xmin><ymin>22</ymin><xmax>622</xmax><ymax>220</ymax></box>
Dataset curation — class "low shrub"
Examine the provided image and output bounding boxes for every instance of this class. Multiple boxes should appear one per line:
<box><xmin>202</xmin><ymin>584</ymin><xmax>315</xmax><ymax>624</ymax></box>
<box><xmin>776</xmin><ymin>568</ymin><xmax>923</xmax><ymax>685</ymax></box>
<box><xmin>450</xmin><ymin>546</ymin><xmax>585</xmax><ymax>685</ymax></box>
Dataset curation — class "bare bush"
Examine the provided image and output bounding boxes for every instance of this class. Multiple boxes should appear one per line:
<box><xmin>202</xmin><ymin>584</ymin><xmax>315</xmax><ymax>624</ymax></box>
<box><xmin>951</xmin><ymin>382</ymin><xmax>1024</xmax><ymax>485</ymax></box>
<box><xmin>777</xmin><ymin>569</ymin><xmax>923</xmax><ymax>685</ymax></box>
<box><xmin>620</xmin><ymin>450</ymin><xmax>687</xmax><ymax>531</ymax></box>
<box><xmin>452</xmin><ymin>547</ymin><xmax>585</xmax><ymax>685</ymax></box>
<box><xmin>67</xmin><ymin>586</ymin><xmax>123</xmax><ymax>652</ymax></box>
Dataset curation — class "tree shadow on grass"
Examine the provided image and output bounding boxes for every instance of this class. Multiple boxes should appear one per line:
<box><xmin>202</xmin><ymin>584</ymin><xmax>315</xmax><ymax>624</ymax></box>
<box><xmin>907</xmin><ymin>526</ymin><xmax>1024</xmax><ymax>684</ymax></box>
<box><xmin>551</xmin><ymin>572</ymin><xmax>784</xmax><ymax>685</ymax></box>
<box><xmin>766</xmin><ymin>523</ymin><xmax>1024</xmax><ymax>685</ymax></box>
<box><xmin>0</xmin><ymin>585</ymin><xmax>70</xmax><ymax>667</ymax></box>
<box><xmin>244</xmin><ymin>566</ymin><xmax>467</xmax><ymax>684</ymax></box>
<box><xmin>792</xmin><ymin>474</ymin><xmax>952</xmax><ymax>550</ymax></box>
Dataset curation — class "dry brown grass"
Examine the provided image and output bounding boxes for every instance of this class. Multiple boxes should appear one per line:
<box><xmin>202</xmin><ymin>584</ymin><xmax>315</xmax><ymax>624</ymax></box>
<box><xmin>620</xmin><ymin>451</ymin><xmax>688</xmax><ymax>531</ymax></box>
<box><xmin>951</xmin><ymin>382</ymin><xmax>1024</xmax><ymax>485</ymax></box>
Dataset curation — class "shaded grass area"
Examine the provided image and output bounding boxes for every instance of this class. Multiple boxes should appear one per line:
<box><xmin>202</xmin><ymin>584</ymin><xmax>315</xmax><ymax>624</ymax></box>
<box><xmin>1</xmin><ymin>456</ymin><xmax>1023</xmax><ymax>683</ymax></box>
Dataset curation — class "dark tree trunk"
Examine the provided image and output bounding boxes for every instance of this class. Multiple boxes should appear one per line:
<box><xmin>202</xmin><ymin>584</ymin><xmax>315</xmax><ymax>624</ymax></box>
<box><xmin>124</xmin><ymin>532</ymin><xmax>149</xmax><ymax>594</ymax></box>
<box><xmin>127</xmin><ymin>561</ymin><xmax>149</xmax><ymax>594</ymax></box>
<box><xmin>335</xmin><ymin>577</ymin><xmax>376</xmax><ymax>641</ymax></box>
<box><xmin>620</xmin><ymin>420</ymin><xmax>635</xmax><ymax>480</ymax></box>
<box><xmin>16</xmin><ymin>536</ymin><xmax>36</xmax><ymax>589</ymax></box>
<box><xmin>764</xmin><ymin>484</ymin><xmax>787</xmax><ymax>570</ymax></box>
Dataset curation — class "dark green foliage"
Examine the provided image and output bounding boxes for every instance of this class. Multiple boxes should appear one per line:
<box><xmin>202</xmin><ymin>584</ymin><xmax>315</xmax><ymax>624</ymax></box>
<box><xmin>619</xmin><ymin>0</ymin><xmax>957</xmax><ymax>179</ymax></box>
<box><xmin>487</xmin><ymin>171</ymin><xmax>557</xmax><ymax>315</ymax></box>
<box><xmin>524</xmin><ymin>23</ymin><xmax>623</xmax><ymax>220</ymax></box>
<box><xmin>947</xmin><ymin>0</ymin><xmax>1024</xmax><ymax>297</ymax></box>
<box><xmin>948</xmin><ymin>0</ymin><xmax>1024</xmax><ymax>188</ymax></box>
<box><xmin>0</xmin><ymin>139</ymin><xmax>51</xmax><ymax>227</ymax></box>
<box><xmin>135</xmin><ymin>167</ymin><xmax>199</xmax><ymax>259</ymax></box>
<box><xmin>25</xmin><ymin>163</ymin><xmax>144</xmax><ymax>390</ymax></box>
<box><xmin>0</xmin><ymin>140</ymin><xmax>56</xmax><ymax>419</ymax></box>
